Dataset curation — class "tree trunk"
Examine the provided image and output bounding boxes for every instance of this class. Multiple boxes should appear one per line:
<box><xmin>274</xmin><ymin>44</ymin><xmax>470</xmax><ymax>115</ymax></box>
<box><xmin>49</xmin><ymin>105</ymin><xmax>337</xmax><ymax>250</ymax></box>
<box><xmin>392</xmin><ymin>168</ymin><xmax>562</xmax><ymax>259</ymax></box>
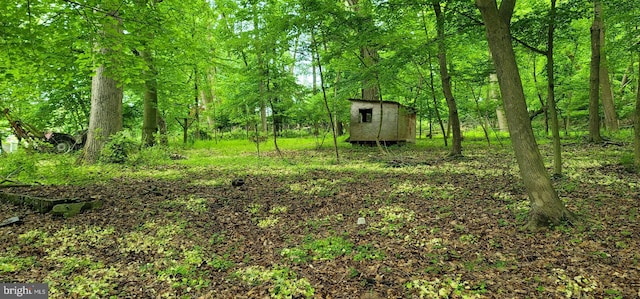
<box><xmin>347</xmin><ymin>0</ymin><xmax>380</xmax><ymax>102</ymax></box>
<box><xmin>361</xmin><ymin>46</ymin><xmax>380</xmax><ymax>102</ymax></box>
<box><xmin>489</xmin><ymin>73</ymin><xmax>508</xmax><ymax>132</ymax></box>
<box><xmin>599</xmin><ymin>23</ymin><xmax>618</xmax><ymax>132</ymax></box>
<box><xmin>82</xmin><ymin>10</ymin><xmax>123</xmax><ymax>164</ymax></box>
<box><xmin>141</xmin><ymin>49</ymin><xmax>158</xmax><ymax>147</ymax></box>
<box><xmin>193</xmin><ymin>67</ymin><xmax>201</xmax><ymax>140</ymax></box>
<box><xmin>634</xmin><ymin>53</ymin><xmax>640</xmax><ymax>170</ymax></box>
<box><xmin>547</xmin><ymin>0</ymin><xmax>562</xmax><ymax>177</ymax></box>
<box><xmin>419</xmin><ymin>13</ymin><xmax>446</xmax><ymax>144</ymax></box>
<box><xmin>312</xmin><ymin>30</ymin><xmax>340</xmax><ymax>162</ymax></box>
<box><xmin>157</xmin><ymin>112</ymin><xmax>168</xmax><ymax>146</ymax></box>
<box><xmin>476</xmin><ymin>0</ymin><xmax>574</xmax><ymax>231</ymax></box>
<box><xmin>589</xmin><ymin>0</ymin><xmax>603</xmax><ymax>143</ymax></box>
<box><xmin>427</xmin><ymin>53</ymin><xmax>447</xmax><ymax>146</ymax></box>
<box><xmin>433</xmin><ymin>0</ymin><xmax>462</xmax><ymax>157</ymax></box>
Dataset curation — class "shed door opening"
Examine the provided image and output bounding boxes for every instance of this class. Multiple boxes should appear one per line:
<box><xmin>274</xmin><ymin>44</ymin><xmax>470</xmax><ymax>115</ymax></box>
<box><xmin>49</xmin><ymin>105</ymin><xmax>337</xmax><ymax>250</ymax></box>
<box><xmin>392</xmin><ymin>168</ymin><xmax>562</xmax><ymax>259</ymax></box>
<box><xmin>359</xmin><ymin>108</ymin><xmax>373</xmax><ymax>123</ymax></box>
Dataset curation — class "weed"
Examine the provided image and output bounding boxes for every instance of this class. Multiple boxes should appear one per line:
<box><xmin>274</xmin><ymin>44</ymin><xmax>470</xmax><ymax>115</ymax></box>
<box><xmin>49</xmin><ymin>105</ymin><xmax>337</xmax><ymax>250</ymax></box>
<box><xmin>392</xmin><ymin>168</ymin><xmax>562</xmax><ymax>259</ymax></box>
<box><xmin>552</xmin><ymin>268</ymin><xmax>597</xmax><ymax>298</ymax></box>
<box><xmin>628</xmin><ymin>208</ymin><xmax>637</xmax><ymax>221</ymax></box>
<box><xmin>370</xmin><ymin>205</ymin><xmax>416</xmax><ymax>236</ymax></box>
<box><xmin>353</xmin><ymin>244</ymin><xmax>386</xmax><ymax>261</ymax></box>
<box><xmin>348</xmin><ymin>268</ymin><xmax>360</xmax><ymax>279</ymax></box>
<box><xmin>289</xmin><ymin>179</ymin><xmax>339</xmax><ymax>197</ymax></box>
<box><xmin>257</xmin><ymin>216</ymin><xmax>280</xmax><ymax>228</ymax></box>
<box><xmin>210</xmin><ymin>231</ymin><xmax>226</xmax><ymax>245</ymax></box>
<box><xmin>0</xmin><ymin>254</ymin><xmax>36</xmax><ymax>273</ymax></box>
<box><xmin>605</xmin><ymin>289</ymin><xmax>623</xmax><ymax>299</ymax></box>
<box><xmin>165</xmin><ymin>195</ymin><xmax>208</xmax><ymax>213</ymax></box>
<box><xmin>615</xmin><ymin>241</ymin><xmax>628</xmax><ymax>249</ymax></box>
<box><xmin>235</xmin><ymin>266</ymin><xmax>314</xmax><ymax>298</ymax></box>
<box><xmin>459</xmin><ymin>234</ymin><xmax>478</xmax><ymax>244</ymax></box>
<box><xmin>281</xmin><ymin>236</ymin><xmax>354</xmax><ymax>263</ymax></box>
<box><xmin>247</xmin><ymin>203</ymin><xmax>263</xmax><ymax>215</ymax></box>
<box><xmin>207</xmin><ymin>254</ymin><xmax>234</xmax><ymax>271</ymax></box>
<box><xmin>270</xmin><ymin>205</ymin><xmax>289</xmax><ymax>214</ymax></box>
<box><xmin>405</xmin><ymin>275</ymin><xmax>482</xmax><ymax>298</ymax></box>
<box><xmin>453</xmin><ymin>224</ymin><xmax>467</xmax><ymax>233</ymax></box>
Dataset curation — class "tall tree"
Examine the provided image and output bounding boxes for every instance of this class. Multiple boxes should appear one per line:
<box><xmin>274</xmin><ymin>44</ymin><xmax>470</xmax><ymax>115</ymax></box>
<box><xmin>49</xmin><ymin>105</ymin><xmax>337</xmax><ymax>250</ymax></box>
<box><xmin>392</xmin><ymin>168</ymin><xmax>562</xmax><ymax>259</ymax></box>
<box><xmin>139</xmin><ymin>0</ymin><xmax>161</xmax><ymax>147</ymax></box>
<box><xmin>476</xmin><ymin>0</ymin><xmax>575</xmax><ymax>231</ymax></box>
<box><xmin>635</xmin><ymin>53</ymin><xmax>640</xmax><ymax>171</ymax></box>
<box><xmin>547</xmin><ymin>0</ymin><xmax>562</xmax><ymax>177</ymax></box>
<box><xmin>82</xmin><ymin>7</ymin><xmax>124</xmax><ymax>163</ymax></box>
<box><xmin>598</xmin><ymin>8</ymin><xmax>618</xmax><ymax>132</ymax></box>
<box><xmin>346</xmin><ymin>0</ymin><xmax>380</xmax><ymax>102</ymax></box>
<box><xmin>432</xmin><ymin>0</ymin><xmax>462</xmax><ymax>157</ymax></box>
<box><xmin>141</xmin><ymin>47</ymin><xmax>158</xmax><ymax>147</ymax></box>
<box><xmin>588</xmin><ymin>0</ymin><xmax>603</xmax><ymax>143</ymax></box>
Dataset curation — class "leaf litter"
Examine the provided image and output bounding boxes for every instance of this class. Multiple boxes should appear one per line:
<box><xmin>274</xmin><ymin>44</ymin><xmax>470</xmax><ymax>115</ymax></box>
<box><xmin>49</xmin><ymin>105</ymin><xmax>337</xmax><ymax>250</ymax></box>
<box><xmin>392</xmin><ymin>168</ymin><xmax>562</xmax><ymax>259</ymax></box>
<box><xmin>0</xmin><ymin>144</ymin><xmax>639</xmax><ymax>298</ymax></box>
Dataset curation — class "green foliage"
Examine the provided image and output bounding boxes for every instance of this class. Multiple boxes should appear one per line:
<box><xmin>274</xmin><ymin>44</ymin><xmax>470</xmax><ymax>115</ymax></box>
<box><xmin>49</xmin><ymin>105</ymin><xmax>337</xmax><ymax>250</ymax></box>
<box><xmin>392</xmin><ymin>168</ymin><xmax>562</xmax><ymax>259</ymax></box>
<box><xmin>281</xmin><ymin>236</ymin><xmax>354</xmax><ymax>263</ymax></box>
<box><xmin>405</xmin><ymin>275</ymin><xmax>483</xmax><ymax>299</ymax></box>
<box><xmin>0</xmin><ymin>151</ymin><xmax>38</xmax><ymax>179</ymax></box>
<box><xmin>99</xmin><ymin>131</ymin><xmax>138</xmax><ymax>164</ymax></box>
<box><xmin>235</xmin><ymin>266</ymin><xmax>315</xmax><ymax>299</ymax></box>
<box><xmin>619</xmin><ymin>153</ymin><xmax>639</xmax><ymax>173</ymax></box>
<box><xmin>353</xmin><ymin>244</ymin><xmax>386</xmax><ymax>262</ymax></box>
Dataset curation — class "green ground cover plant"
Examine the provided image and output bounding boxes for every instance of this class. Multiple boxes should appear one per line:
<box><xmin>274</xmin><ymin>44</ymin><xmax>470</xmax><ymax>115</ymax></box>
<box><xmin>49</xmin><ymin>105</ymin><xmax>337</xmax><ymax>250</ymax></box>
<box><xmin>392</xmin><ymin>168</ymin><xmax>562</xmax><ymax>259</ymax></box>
<box><xmin>0</xmin><ymin>136</ymin><xmax>639</xmax><ymax>298</ymax></box>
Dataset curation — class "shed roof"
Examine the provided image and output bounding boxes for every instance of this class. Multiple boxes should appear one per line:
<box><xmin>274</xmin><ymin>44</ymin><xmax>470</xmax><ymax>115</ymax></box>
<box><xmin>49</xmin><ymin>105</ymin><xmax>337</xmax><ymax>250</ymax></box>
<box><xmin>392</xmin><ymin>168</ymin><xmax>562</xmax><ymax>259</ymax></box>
<box><xmin>348</xmin><ymin>98</ymin><xmax>404</xmax><ymax>105</ymax></box>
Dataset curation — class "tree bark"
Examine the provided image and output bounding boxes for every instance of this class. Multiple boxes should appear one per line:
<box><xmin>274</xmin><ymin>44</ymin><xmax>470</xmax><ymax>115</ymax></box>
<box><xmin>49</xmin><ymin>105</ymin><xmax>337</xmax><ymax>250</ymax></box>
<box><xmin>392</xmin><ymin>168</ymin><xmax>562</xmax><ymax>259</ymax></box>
<box><xmin>476</xmin><ymin>0</ymin><xmax>574</xmax><ymax>231</ymax></box>
<box><xmin>433</xmin><ymin>0</ymin><xmax>462</xmax><ymax>157</ymax></box>
<box><xmin>141</xmin><ymin>48</ymin><xmax>158</xmax><ymax>147</ymax></box>
<box><xmin>157</xmin><ymin>112</ymin><xmax>168</xmax><ymax>146</ymax></box>
<box><xmin>347</xmin><ymin>0</ymin><xmax>380</xmax><ymax>102</ymax></box>
<box><xmin>82</xmin><ymin>10</ymin><xmax>123</xmax><ymax>164</ymax></box>
<box><xmin>489</xmin><ymin>73</ymin><xmax>508</xmax><ymax>132</ymax></box>
<box><xmin>599</xmin><ymin>17</ymin><xmax>618</xmax><ymax>132</ymax></box>
<box><xmin>589</xmin><ymin>0</ymin><xmax>603</xmax><ymax>142</ymax></box>
<box><xmin>635</xmin><ymin>53</ymin><xmax>640</xmax><ymax>170</ymax></box>
<box><xmin>547</xmin><ymin>0</ymin><xmax>562</xmax><ymax>177</ymax></box>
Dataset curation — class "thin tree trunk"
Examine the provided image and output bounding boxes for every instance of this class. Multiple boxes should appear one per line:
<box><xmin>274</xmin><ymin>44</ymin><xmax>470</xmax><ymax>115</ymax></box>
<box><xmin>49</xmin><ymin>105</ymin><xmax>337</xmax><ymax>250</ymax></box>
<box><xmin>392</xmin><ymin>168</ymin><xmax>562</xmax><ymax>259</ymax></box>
<box><xmin>589</xmin><ymin>0</ymin><xmax>603</xmax><ymax>142</ymax></box>
<box><xmin>193</xmin><ymin>67</ymin><xmax>201</xmax><ymax>140</ymax></box>
<box><xmin>532</xmin><ymin>56</ymin><xmax>548</xmax><ymax>134</ymax></box>
<box><xmin>252</xmin><ymin>3</ymin><xmax>268</xmax><ymax>134</ymax></box>
<box><xmin>489</xmin><ymin>73</ymin><xmax>508</xmax><ymax>132</ymax></box>
<box><xmin>547</xmin><ymin>0</ymin><xmax>562</xmax><ymax>177</ymax></box>
<box><xmin>634</xmin><ymin>52</ymin><xmax>640</xmax><ymax>170</ymax></box>
<box><xmin>599</xmin><ymin>25</ymin><xmax>618</xmax><ymax>131</ymax></box>
<box><xmin>157</xmin><ymin>112</ymin><xmax>168</xmax><ymax>146</ymax></box>
<box><xmin>620</xmin><ymin>60</ymin><xmax>634</xmax><ymax>95</ymax></box>
<box><xmin>476</xmin><ymin>0</ymin><xmax>574</xmax><ymax>231</ymax></box>
<box><xmin>433</xmin><ymin>0</ymin><xmax>462</xmax><ymax>157</ymax></box>
<box><xmin>312</xmin><ymin>30</ymin><xmax>339</xmax><ymax>163</ymax></box>
<box><xmin>427</xmin><ymin>54</ymin><xmax>447</xmax><ymax>146</ymax></box>
<box><xmin>141</xmin><ymin>49</ymin><xmax>158</xmax><ymax>147</ymax></box>
<box><xmin>471</xmin><ymin>87</ymin><xmax>490</xmax><ymax>146</ymax></box>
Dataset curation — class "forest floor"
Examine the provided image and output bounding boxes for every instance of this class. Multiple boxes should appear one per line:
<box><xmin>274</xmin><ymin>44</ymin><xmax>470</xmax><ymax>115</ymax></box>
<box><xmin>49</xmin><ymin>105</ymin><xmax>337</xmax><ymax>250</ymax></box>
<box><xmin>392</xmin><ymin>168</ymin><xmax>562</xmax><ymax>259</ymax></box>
<box><xmin>1</xmin><ymin>139</ymin><xmax>639</xmax><ymax>298</ymax></box>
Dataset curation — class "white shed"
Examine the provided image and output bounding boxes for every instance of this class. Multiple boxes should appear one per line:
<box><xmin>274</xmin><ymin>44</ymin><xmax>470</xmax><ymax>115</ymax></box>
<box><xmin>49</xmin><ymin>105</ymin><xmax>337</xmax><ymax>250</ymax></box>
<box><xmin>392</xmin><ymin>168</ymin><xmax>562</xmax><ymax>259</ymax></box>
<box><xmin>348</xmin><ymin>99</ymin><xmax>416</xmax><ymax>145</ymax></box>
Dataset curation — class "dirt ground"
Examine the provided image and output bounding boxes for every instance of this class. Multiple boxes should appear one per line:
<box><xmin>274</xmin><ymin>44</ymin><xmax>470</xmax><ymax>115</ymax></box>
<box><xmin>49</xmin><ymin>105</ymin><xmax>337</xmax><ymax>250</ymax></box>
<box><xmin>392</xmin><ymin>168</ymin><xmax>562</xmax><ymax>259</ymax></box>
<box><xmin>1</xmin><ymin>144</ymin><xmax>639</xmax><ymax>298</ymax></box>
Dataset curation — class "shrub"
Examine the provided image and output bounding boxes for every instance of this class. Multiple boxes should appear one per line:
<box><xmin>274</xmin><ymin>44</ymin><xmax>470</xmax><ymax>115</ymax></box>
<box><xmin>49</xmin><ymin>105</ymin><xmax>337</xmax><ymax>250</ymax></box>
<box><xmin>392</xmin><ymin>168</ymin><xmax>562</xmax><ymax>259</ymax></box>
<box><xmin>99</xmin><ymin>131</ymin><xmax>138</xmax><ymax>164</ymax></box>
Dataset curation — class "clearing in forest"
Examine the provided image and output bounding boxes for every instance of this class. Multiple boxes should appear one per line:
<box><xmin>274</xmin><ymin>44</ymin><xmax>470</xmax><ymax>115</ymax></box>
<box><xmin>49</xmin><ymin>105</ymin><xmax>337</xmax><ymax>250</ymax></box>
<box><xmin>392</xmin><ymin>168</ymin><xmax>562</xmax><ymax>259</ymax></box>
<box><xmin>0</xmin><ymin>138</ymin><xmax>638</xmax><ymax>298</ymax></box>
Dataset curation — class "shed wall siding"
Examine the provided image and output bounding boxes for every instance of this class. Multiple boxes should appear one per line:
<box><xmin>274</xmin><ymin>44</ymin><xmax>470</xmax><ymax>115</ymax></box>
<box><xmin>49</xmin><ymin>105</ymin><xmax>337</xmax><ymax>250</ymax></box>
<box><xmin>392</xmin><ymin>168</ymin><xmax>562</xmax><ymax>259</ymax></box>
<box><xmin>350</xmin><ymin>101</ymin><xmax>414</xmax><ymax>142</ymax></box>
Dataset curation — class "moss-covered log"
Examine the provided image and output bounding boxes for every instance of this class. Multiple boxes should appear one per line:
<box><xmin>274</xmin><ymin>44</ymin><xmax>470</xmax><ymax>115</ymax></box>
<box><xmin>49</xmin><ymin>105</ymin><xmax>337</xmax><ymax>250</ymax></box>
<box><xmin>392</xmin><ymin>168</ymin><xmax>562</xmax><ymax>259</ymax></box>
<box><xmin>0</xmin><ymin>191</ymin><xmax>102</xmax><ymax>216</ymax></box>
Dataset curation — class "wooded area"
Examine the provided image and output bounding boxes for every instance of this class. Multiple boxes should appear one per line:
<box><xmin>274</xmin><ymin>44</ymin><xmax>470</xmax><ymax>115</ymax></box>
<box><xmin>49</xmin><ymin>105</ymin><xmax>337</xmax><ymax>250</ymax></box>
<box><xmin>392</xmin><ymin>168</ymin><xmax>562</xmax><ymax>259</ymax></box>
<box><xmin>1</xmin><ymin>0</ymin><xmax>640</xmax><ymax>298</ymax></box>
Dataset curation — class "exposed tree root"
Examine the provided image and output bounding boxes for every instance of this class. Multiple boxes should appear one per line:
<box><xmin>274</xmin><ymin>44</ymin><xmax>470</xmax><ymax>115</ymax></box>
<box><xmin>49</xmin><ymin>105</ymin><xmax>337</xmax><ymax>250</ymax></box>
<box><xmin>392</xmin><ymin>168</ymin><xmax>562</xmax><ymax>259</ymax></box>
<box><xmin>522</xmin><ymin>208</ymin><xmax>579</xmax><ymax>232</ymax></box>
